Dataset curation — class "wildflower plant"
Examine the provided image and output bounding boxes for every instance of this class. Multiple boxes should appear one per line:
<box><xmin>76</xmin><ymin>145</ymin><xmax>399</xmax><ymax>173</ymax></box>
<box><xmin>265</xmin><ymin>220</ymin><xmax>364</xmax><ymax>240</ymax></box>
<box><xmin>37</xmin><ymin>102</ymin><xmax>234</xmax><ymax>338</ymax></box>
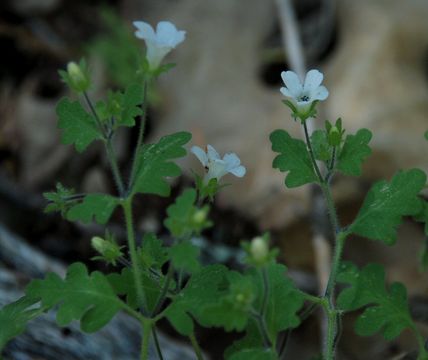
<box><xmin>1</xmin><ymin>17</ymin><xmax>428</xmax><ymax>360</ymax></box>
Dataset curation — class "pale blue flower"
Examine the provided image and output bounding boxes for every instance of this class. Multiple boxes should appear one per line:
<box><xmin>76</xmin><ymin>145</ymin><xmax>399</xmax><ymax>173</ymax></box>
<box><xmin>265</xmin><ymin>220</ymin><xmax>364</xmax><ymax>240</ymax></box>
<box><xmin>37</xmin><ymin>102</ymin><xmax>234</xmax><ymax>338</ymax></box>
<box><xmin>133</xmin><ymin>20</ymin><xmax>186</xmax><ymax>70</ymax></box>
<box><xmin>280</xmin><ymin>69</ymin><xmax>329</xmax><ymax>110</ymax></box>
<box><xmin>191</xmin><ymin>145</ymin><xmax>246</xmax><ymax>182</ymax></box>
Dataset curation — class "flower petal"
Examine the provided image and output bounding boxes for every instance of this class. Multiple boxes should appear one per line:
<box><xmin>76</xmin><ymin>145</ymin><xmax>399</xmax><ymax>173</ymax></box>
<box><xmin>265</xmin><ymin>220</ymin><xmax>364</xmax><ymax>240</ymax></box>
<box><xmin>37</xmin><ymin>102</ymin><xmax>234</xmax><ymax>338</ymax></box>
<box><xmin>223</xmin><ymin>153</ymin><xmax>241</xmax><ymax>171</ymax></box>
<box><xmin>207</xmin><ymin>145</ymin><xmax>220</xmax><ymax>160</ymax></box>
<box><xmin>281</xmin><ymin>71</ymin><xmax>303</xmax><ymax>97</ymax></box>
<box><xmin>303</xmin><ymin>69</ymin><xmax>324</xmax><ymax>92</ymax></box>
<box><xmin>280</xmin><ymin>87</ymin><xmax>294</xmax><ymax>98</ymax></box>
<box><xmin>191</xmin><ymin>146</ymin><xmax>208</xmax><ymax>166</ymax></box>
<box><xmin>229</xmin><ymin>165</ymin><xmax>246</xmax><ymax>177</ymax></box>
<box><xmin>206</xmin><ymin>159</ymin><xmax>228</xmax><ymax>181</ymax></box>
<box><xmin>156</xmin><ymin>21</ymin><xmax>186</xmax><ymax>47</ymax></box>
<box><xmin>133</xmin><ymin>21</ymin><xmax>155</xmax><ymax>41</ymax></box>
<box><xmin>311</xmin><ymin>85</ymin><xmax>329</xmax><ymax>101</ymax></box>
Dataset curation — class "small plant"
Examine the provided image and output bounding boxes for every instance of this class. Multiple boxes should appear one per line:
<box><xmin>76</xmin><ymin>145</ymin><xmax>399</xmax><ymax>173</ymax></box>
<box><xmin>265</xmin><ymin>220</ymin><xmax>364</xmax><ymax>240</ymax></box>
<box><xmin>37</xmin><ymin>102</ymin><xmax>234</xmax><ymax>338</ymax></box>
<box><xmin>1</xmin><ymin>18</ymin><xmax>428</xmax><ymax>360</ymax></box>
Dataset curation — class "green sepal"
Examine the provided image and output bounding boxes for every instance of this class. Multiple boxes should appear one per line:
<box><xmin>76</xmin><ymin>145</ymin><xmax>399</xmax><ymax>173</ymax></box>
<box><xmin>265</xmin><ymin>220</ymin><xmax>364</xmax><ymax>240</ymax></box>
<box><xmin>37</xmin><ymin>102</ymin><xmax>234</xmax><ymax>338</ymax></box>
<box><xmin>270</xmin><ymin>129</ymin><xmax>319</xmax><ymax>187</ymax></box>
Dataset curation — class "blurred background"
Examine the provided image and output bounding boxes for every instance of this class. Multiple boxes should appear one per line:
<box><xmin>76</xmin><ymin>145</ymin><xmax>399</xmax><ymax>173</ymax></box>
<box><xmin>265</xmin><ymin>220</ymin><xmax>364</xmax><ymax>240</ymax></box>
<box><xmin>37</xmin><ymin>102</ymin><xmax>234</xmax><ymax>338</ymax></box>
<box><xmin>1</xmin><ymin>0</ymin><xmax>428</xmax><ymax>359</ymax></box>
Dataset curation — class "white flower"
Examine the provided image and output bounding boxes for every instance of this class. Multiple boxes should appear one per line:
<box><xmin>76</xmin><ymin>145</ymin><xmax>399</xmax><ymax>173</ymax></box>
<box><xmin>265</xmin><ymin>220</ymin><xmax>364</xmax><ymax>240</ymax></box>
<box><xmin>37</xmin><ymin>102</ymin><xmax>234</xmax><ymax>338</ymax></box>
<box><xmin>133</xmin><ymin>20</ymin><xmax>186</xmax><ymax>70</ymax></box>
<box><xmin>280</xmin><ymin>69</ymin><xmax>329</xmax><ymax>110</ymax></box>
<box><xmin>191</xmin><ymin>145</ymin><xmax>246</xmax><ymax>182</ymax></box>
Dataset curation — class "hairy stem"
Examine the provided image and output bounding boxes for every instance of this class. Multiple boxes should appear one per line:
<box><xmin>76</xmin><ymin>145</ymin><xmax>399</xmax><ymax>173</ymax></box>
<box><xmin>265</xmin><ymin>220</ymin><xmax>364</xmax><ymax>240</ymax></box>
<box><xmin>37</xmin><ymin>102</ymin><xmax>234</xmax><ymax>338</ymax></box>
<box><xmin>83</xmin><ymin>92</ymin><xmax>125</xmax><ymax>196</ymax></box>
<box><xmin>302</xmin><ymin>120</ymin><xmax>323</xmax><ymax>183</ymax></box>
<box><xmin>141</xmin><ymin>320</ymin><xmax>152</xmax><ymax>360</ymax></box>
<box><xmin>151</xmin><ymin>263</ymin><xmax>174</xmax><ymax>317</ymax></box>
<box><xmin>123</xmin><ymin>198</ymin><xmax>147</xmax><ymax>314</ymax></box>
<box><xmin>260</xmin><ymin>267</ymin><xmax>270</xmax><ymax>319</ymax></box>
<box><xmin>189</xmin><ymin>332</ymin><xmax>204</xmax><ymax>360</ymax></box>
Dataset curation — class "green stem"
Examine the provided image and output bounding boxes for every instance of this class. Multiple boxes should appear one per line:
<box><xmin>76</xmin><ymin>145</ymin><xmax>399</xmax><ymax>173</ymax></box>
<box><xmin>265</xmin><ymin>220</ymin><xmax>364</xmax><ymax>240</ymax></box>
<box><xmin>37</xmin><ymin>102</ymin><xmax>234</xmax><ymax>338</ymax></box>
<box><xmin>83</xmin><ymin>91</ymin><xmax>106</xmax><ymax>136</ymax></box>
<box><xmin>302</xmin><ymin>120</ymin><xmax>323</xmax><ymax>183</ymax></box>
<box><xmin>151</xmin><ymin>263</ymin><xmax>174</xmax><ymax>317</ymax></box>
<box><xmin>251</xmin><ymin>310</ymin><xmax>272</xmax><ymax>349</ymax></box>
<box><xmin>412</xmin><ymin>325</ymin><xmax>428</xmax><ymax>360</ymax></box>
<box><xmin>260</xmin><ymin>267</ymin><xmax>270</xmax><ymax>319</ymax></box>
<box><xmin>122</xmin><ymin>198</ymin><xmax>147</xmax><ymax>314</ymax></box>
<box><xmin>128</xmin><ymin>79</ymin><xmax>149</xmax><ymax>191</ymax></box>
<box><xmin>324</xmin><ymin>231</ymin><xmax>348</xmax><ymax>299</ymax></box>
<box><xmin>152</xmin><ymin>326</ymin><xmax>165</xmax><ymax>360</ymax></box>
<box><xmin>189</xmin><ymin>332</ymin><xmax>204</xmax><ymax>360</ymax></box>
<box><xmin>324</xmin><ymin>308</ymin><xmax>339</xmax><ymax>360</ymax></box>
<box><xmin>105</xmin><ymin>138</ymin><xmax>125</xmax><ymax>196</ymax></box>
<box><xmin>141</xmin><ymin>320</ymin><xmax>152</xmax><ymax>360</ymax></box>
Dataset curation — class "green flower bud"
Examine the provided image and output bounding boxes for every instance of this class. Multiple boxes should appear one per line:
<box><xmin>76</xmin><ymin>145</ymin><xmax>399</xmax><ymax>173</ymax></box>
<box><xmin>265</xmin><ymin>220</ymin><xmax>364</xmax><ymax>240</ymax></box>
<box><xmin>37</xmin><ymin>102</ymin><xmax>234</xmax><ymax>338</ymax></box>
<box><xmin>250</xmin><ymin>236</ymin><xmax>269</xmax><ymax>264</ymax></box>
<box><xmin>193</xmin><ymin>208</ymin><xmax>207</xmax><ymax>224</ymax></box>
<box><xmin>328</xmin><ymin>126</ymin><xmax>341</xmax><ymax>146</ymax></box>
<box><xmin>91</xmin><ymin>235</ymin><xmax>123</xmax><ymax>266</ymax></box>
<box><xmin>59</xmin><ymin>59</ymin><xmax>90</xmax><ymax>93</ymax></box>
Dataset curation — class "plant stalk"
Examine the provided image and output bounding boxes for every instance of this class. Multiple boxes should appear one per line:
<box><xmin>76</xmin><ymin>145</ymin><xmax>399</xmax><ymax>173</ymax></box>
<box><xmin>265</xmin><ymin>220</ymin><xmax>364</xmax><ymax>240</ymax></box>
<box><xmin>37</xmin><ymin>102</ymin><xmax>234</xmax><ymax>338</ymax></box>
<box><xmin>141</xmin><ymin>320</ymin><xmax>152</xmax><ymax>360</ymax></box>
<box><xmin>189</xmin><ymin>332</ymin><xmax>204</xmax><ymax>360</ymax></box>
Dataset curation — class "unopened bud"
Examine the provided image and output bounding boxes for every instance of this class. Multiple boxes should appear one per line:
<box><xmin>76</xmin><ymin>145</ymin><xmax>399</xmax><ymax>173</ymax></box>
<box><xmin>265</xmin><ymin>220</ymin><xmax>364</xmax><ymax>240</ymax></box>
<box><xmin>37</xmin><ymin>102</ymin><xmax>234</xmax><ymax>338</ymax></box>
<box><xmin>328</xmin><ymin>126</ymin><xmax>341</xmax><ymax>146</ymax></box>
<box><xmin>193</xmin><ymin>209</ymin><xmax>207</xmax><ymax>224</ymax></box>
<box><xmin>250</xmin><ymin>237</ymin><xmax>269</xmax><ymax>264</ymax></box>
<box><xmin>61</xmin><ymin>60</ymin><xmax>90</xmax><ymax>93</ymax></box>
<box><xmin>91</xmin><ymin>236</ymin><xmax>107</xmax><ymax>254</ymax></box>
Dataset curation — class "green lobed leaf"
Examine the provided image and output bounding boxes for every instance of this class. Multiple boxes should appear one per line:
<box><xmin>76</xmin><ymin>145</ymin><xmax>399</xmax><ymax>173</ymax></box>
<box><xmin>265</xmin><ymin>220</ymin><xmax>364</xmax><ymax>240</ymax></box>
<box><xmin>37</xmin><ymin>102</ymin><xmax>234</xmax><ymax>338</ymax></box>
<box><xmin>132</xmin><ymin>131</ymin><xmax>192</xmax><ymax>196</ymax></box>
<box><xmin>224</xmin><ymin>321</ymin><xmax>263</xmax><ymax>359</ymax></box>
<box><xmin>66</xmin><ymin>194</ymin><xmax>119</xmax><ymax>225</ymax></box>
<box><xmin>140</xmin><ymin>233</ymin><xmax>168</xmax><ymax>269</ymax></box>
<box><xmin>201</xmin><ymin>271</ymin><xmax>255</xmax><ymax>332</ymax></box>
<box><xmin>337</xmin><ymin>262</ymin><xmax>416</xmax><ymax>340</ymax></box>
<box><xmin>336</xmin><ymin>129</ymin><xmax>372</xmax><ymax>176</ymax></box>
<box><xmin>107</xmin><ymin>267</ymin><xmax>163</xmax><ymax>313</ymax></box>
<box><xmin>168</xmin><ymin>241</ymin><xmax>201</xmax><ymax>274</ymax></box>
<box><xmin>228</xmin><ymin>348</ymin><xmax>277</xmax><ymax>360</ymax></box>
<box><xmin>56</xmin><ymin>98</ymin><xmax>102</xmax><ymax>152</ymax></box>
<box><xmin>164</xmin><ymin>264</ymin><xmax>228</xmax><ymax>335</ymax></box>
<box><xmin>26</xmin><ymin>263</ymin><xmax>123</xmax><ymax>333</ymax></box>
<box><xmin>0</xmin><ymin>296</ymin><xmax>41</xmax><ymax>351</ymax></box>
<box><xmin>349</xmin><ymin>169</ymin><xmax>426</xmax><ymax>244</ymax></box>
<box><xmin>164</xmin><ymin>188</ymin><xmax>212</xmax><ymax>237</ymax></box>
<box><xmin>255</xmin><ymin>263</ymin><xmax>304</xmax><ymax>336</ymax></box>
<box><xmin>270</xmin><ymin>129</ymin><xmax>319</xmax><ymax>187</ymax></box>
<box><xmin>414</xmin><ymin>200</ymin><xmax>428</xmax><ymax>236</ymax></box>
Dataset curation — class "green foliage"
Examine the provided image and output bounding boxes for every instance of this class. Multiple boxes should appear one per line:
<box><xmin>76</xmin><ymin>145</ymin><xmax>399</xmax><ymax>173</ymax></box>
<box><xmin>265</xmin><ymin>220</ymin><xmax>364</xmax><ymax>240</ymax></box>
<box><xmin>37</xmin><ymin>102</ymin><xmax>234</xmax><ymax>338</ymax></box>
<box><xmin>256</xmin><ymin>263</ymin><xmax>304</xmax><ymax>336</ymax></box>
<box><xmin>336</xmin><ymin>129</ymin><xmax>372</xmax><ymax>176</ymax></box>
<box><xmin>96</xmin><ymin>83</ymin><xmax>143</xmax><ymax>128</ymax></box>
<box><xmin>140</xmin><ymin>233</ymin><xmax>168</xmax><ymax>269</ymax></box>
<box><xmin>311</xmin><ymin>130</ymin><xmax>331</xmax><ymax>161</ymax></box>
<box><xmin>26</xmin><ymin>263</ymin><xmax>123</xmax><ymax>333</ymax></box>
<box><xmin>0</xmin><ymin>296</ymin><xmax>41</xmax><ymax>351</ymax></box>
<box><xmin>164</xmin><ymin>189</ymin><xmax>212</xmax><ymax>237</ymax></box>
<box><xmin>59</xmin><ymin>59</ymin><xmax>91</xmax><ymax>93</ymax></box>
<box><xmin>228</xmin><ymin>348</ymin><xmax>277</xmax><ymax>360</ymax></box>
<box><xmin>270</xmin><ymin>129</ymin><xmax>319</xmax><ymax>187</ymax></box>
<box><xmin>201</xmin><ymin>271</ymin><xmax>255</xmax><ymax>331</ymax></box>
<box><xmin>164</xmin><ymin>264</ymin><xmax>228</xmax><ymax>335</ymax></box>
<box><xmin>43</xmin><ymin>182</ymin><xmax>76</xmax><ymax>216</ymax></box>
<box><xmin>66</xmin><ymin>194</ymin><xmax>119</xmax><ymax>225</ymax></box>
<box><xmin>88</xmin><ymin>8</ymin><xmax>142</xmax><ymax>87</ymax></box>
<box><xmin>224</xmin><ymin>322</ymin><xmax>263</xmax><ymax>359</ymax></box>
<box><xmin>349</xmin><ymin>169</ymin><xmax>426</xmax><ymax>244</ymax></box>
<box><xmin>337</xmin><ymin>262</ymin><xmax>417</xmax><ymax>340</ymax></box>
<box><xmin>56</xmin><ymin>98</ymin><xmax>102</xmax><ymax>152</ymax></box>
<box><xmin>132</xmin><ymin>131</ymin><xmax>192</xmax><ymax>196</ymax></box>
<box><xmin>169</xmin><ymin>241</ymin><xmax>201</xmax><ymax>274</ymax></box>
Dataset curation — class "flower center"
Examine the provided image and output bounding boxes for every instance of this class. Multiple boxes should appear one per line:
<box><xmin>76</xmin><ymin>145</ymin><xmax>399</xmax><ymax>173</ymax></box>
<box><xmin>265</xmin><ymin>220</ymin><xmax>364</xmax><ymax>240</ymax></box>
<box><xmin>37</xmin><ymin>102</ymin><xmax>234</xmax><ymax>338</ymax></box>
<box><xmin>299</xmin><ymin>95</ymin><xmax>310</xmax><ymax>102</ymax></box>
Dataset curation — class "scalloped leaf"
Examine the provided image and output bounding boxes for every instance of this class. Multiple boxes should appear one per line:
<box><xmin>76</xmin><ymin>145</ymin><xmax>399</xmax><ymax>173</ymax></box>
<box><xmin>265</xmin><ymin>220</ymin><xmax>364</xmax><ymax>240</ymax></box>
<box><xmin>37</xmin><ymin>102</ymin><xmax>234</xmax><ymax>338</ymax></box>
<box><xmin>66</xmin><ymin>194</ymin><xmax>119</xmax><ymax>225</ymax></box>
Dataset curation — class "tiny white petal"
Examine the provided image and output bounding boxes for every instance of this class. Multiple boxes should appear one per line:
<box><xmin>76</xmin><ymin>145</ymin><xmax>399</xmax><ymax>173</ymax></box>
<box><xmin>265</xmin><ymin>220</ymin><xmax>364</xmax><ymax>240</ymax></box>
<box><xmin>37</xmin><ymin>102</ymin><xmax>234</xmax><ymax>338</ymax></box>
<box><xmin>280</xmin><ymin>87</ymin><xmax>294</xmax><ymax>98</ymax></box>
<box><xmin>303</xmin><ymin>69</ymin><xmax>324</xmax><ymax>92</ymax></box>
<box><xmin>206</xmin><ymin>159</ymin><xmax>228</xmax><ymax>181</ymax></box>
<box><xmin>133</xmin><ymin>21</ymin><xmax>155</xmax><ymax>41</ymax></box>
<box><xmin>281</xmin><ymin>71</ymin><xmax>303</xmax><ymax>97</ymax></box>
<box><xmin>207</xmin><ymin>145</ymin><xmax>221</xmax><ymax>160</ymax></box>
<box><xmin>191</xmin><ymin>146</ymin><xmax>208</xmax><ymax>166</ymax></box>
<box><xmin>311</xmin><ymin>85</ymin><xmax>329</xmax><ymax>101</ymax></box>
<box><xmin>223</xmin><ymin>153</ymin><xmax>241</xmax><ymax>171</ymax></box>
<box><xmin>229</xmin><ymin>165</ymin><xmax>246</xmax><ymax>177</ymax></box>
